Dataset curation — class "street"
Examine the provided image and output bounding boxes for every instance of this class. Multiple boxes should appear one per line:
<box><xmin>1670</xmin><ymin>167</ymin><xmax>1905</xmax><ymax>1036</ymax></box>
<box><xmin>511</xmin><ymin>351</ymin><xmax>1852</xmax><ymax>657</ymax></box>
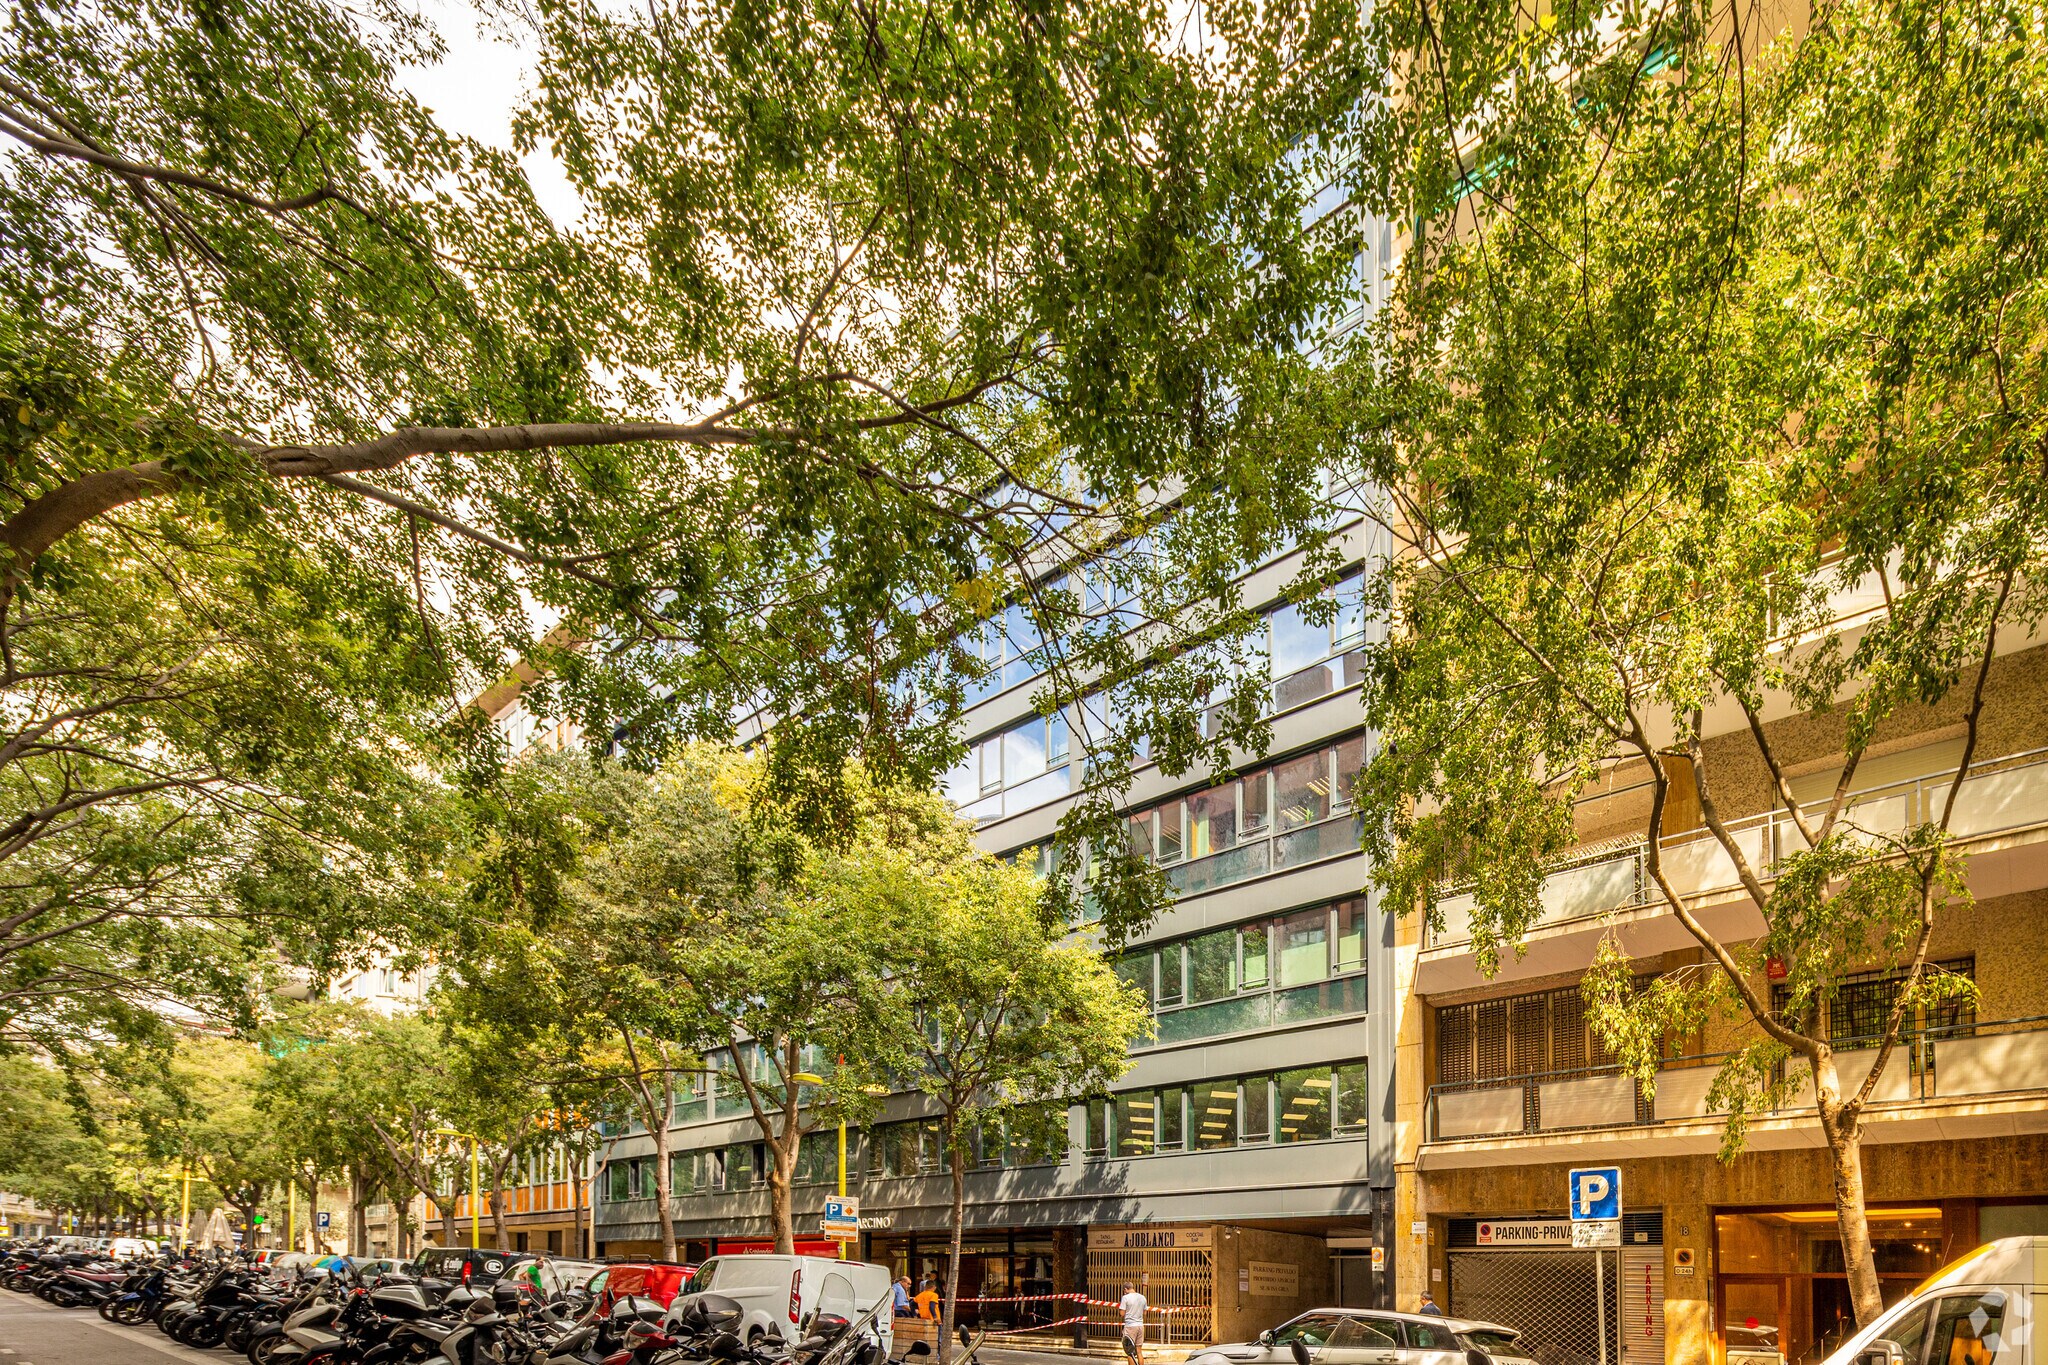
<box><xmin>0</xmin><ymin>1296</ymin><xmax>1140</xmax><ymax>1365</ymax></box>
<box><xmin>0</xmin><ymin>1297</ymin><xmax>220</xmax><ymax>1365</ymax></box>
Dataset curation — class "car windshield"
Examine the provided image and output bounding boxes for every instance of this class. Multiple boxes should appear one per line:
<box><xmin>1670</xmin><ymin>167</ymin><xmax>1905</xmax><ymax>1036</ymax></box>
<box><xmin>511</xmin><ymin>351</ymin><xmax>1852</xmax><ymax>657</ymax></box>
<box><xmin>1463</xmin><ymin>1331</ymin><xmax>1522</xmax><ymax>1355</ymax></box>
<box><xmin>694</xmin><ymin>1258</ymin><xmax>789</xmax><ymax>1292</ymax></box>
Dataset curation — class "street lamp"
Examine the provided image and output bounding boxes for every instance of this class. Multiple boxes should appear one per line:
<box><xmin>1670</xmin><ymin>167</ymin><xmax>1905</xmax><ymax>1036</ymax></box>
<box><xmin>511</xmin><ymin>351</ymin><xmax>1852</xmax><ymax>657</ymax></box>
<box><xmin>431</xmin><ymin>1128</ymin><xmax>482</xmax><ymax>1250</ymax></box>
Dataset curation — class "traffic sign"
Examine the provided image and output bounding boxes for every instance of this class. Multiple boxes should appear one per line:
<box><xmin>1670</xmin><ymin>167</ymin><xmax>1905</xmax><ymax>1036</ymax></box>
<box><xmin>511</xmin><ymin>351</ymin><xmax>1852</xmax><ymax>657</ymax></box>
<box><xmin>316</xmin><ymin>1212</ymin><xmax>331</xmax><ymax>1230</ymax></box>
<box><xmin>1568</xmin><ymin>1167</ymin><xmax>1622</xmax><ymax>1221</ymax></box>
<box><xmin>821</xmin><ymin>1197</ymin><xmax>860</xmax><ymax>1242</ymax></box>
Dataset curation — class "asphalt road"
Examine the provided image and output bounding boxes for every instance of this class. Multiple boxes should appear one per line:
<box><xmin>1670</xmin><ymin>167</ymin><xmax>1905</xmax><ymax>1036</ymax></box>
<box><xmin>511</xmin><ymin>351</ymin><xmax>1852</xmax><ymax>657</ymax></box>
<box><xmin>0</xmin><ymin>1294</ymin><xmax>223</xmax><ymax>1365</ymax></box>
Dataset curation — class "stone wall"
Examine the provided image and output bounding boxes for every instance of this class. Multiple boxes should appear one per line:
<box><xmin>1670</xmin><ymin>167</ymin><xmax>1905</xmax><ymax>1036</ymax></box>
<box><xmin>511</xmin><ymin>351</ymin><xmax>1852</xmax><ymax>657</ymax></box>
<box><xmin>1414</xmin><ymin>1134</ymin><xmax>2048</xmax><ymax>1365</ymax></box>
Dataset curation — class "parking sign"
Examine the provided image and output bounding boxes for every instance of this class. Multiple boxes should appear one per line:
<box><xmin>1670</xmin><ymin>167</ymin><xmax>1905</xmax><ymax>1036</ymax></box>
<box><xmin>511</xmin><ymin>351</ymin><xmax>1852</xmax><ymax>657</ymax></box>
<box><xmin>1568</xmin><ymin>1166</ymin><xmax>1622</xmax><ymax>1221</ymax></box>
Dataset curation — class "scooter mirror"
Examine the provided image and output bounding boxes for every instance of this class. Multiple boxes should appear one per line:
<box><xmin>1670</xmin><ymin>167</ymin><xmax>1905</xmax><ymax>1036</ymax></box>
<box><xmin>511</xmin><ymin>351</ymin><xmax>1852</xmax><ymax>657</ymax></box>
<box><xmin>905</xmin><ymin>1344</ymin><xmax>932</xmax><ymax>1359</ymax></box>
<box><xmin>957</xmin><ymin>1327</ymin><xmax>971</xmax><ymax>1348</ymax></box>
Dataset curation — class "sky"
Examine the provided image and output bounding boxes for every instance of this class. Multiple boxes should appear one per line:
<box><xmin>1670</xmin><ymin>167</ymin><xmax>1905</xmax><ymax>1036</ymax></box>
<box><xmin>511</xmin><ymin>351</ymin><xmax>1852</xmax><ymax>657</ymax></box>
<box><xmin>396</xmin><ymin>0</ymin><xmax>585</xmax><ymax>228</ymax></box>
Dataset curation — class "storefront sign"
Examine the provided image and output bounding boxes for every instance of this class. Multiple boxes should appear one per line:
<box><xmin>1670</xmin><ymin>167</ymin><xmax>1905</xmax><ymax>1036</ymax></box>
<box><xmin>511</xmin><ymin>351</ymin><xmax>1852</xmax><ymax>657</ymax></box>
<box><xmin>1474</xmin><ymin>1219</ymin><xmax>1579</xmax><ymax>1247</ymax></box>
<box><xmin>1087</xmin><ymin>1226</ymin><xmax>1213</xmax><ymax>1251</ymax></box>
<box><xmin>858</xmin><ymin>1215</ymin><xmax>893</xmax><ymax>1230</ymax></box>
<box><xmin>1248</xmin><ymin>1262</ymin><xmax>1299</xmax><ymax>1297</ymax></box>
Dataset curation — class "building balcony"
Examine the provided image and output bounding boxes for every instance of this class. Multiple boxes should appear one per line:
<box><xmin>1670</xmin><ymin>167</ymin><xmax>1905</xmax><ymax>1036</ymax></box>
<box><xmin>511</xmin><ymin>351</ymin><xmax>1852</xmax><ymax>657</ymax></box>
<box><xmin>1417</xmin><ymin>746</ymin><xmax>2048</xmax><ymax>995</ymax></box>
<box><xmin>1419</xmin><ymin>1014</ymin><xmax>2048</xmax><ymax>1167</ymax></box>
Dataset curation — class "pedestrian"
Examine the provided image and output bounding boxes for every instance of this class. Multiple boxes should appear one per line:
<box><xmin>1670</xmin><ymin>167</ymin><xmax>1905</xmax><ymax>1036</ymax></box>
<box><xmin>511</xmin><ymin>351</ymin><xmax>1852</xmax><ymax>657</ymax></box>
<box><xmin>915</xmin><ymin>1276</ymin><xmax>942</xmax><ymax>1321</ymax></box>
<box><xmin>894</xmin><ymin>1276</ymin><xmax>914</xmax><ymax>1317</ymax></box>
<box><xmin>1119</xmin><ymin>1282</ymin><xmax>1148</xmax><ymax>1364</ymax></box>
<box><xmin>1419</xmin><ymin>1291</ymin><xmax>1445</xmax><ymax>1317</ymax></box>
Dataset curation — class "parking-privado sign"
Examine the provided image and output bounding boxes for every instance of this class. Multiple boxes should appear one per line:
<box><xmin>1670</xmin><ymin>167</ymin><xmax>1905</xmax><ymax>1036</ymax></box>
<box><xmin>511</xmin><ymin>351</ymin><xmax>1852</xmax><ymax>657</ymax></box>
<box><xmin>1568</xmin><ymin>1167</ymin><xmax>1622</xmax><ymax>1221</ymax></box>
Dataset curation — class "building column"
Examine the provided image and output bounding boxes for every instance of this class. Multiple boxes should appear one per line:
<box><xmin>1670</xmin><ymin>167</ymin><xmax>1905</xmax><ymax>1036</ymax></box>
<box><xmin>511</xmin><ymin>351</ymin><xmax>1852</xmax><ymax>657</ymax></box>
<box><xmin>1665</xmin><ymin>1201</ymin><xmax>1711</xmax><ymax>1365</ymax></box>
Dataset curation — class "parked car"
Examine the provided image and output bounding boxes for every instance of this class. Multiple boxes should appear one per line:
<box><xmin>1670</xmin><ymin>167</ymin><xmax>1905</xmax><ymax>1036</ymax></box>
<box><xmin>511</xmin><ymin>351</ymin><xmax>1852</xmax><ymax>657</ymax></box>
<box><xmin>1821</xmin><ymin>1236</ymin><xmax>2039</xmax><ymax>1365</ymax></box>
<box><xmin>590</xmin><ymin>1260</ymin><xmax>693</xmax><ymax>1311</ymax></box>
<box><xmin>411</xmin><ymin>1246</ymin><xmax>538</xmax><ymax>1285</ymax></box>
<box><xmin>1187</xmin><ymin>1308</ymin><xmax>1538</xmax><ymax>1365</ymax></box>
<box><xmin>666</xmin><ymin>1254</ymin><xmax>893</xmax><ymax>1352</ymax></box>
<box><xmin>107</xmin><ymin>1238</ymin><xmax>156</xmax><ymax>1261</ymax></box>
<box><xmin>347</xmin><ymin>1256</ymin><xmax>408</xmax><ymax>1283</ymax></box>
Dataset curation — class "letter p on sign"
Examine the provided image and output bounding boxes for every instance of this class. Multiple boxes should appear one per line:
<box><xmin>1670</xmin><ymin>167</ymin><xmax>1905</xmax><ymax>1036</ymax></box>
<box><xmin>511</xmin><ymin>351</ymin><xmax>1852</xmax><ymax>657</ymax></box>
<box><xmin>1569</xmin><ymin>1167</ymin><xmax>1622</xmax><ymax>1221</ymax></box>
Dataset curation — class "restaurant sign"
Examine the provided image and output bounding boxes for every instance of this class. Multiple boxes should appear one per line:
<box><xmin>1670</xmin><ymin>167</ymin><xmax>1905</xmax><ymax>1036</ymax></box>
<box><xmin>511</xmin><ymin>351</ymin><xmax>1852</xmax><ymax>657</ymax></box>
<box><xmin>1087</xmin><ymin>1225</ymin><xmax>1214</xmax><ymax>1251</ymax></box>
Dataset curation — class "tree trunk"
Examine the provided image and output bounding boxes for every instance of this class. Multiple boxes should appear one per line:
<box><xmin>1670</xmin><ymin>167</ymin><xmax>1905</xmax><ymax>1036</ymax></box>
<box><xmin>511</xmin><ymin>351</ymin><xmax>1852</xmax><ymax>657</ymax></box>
<box><xmin>770</xmin><ymin>1123</ymin><xmax>799</xmax><ymax>1255</ymax></box>
<box><xmin>1824</xmin><ymin>1110</ymin><xmax>1883</xmax><ymax>1326</ymax></box>
<box><xmin>652</xmin><ymin>1120</ymin><xmax>677</xmax><ymax>1262</ymax></box>
<box><xmin>350</xmin><ymin>1170</ymin><xmax>369</xmax><ymax>1256</ymax></box>
<box><xmin>488</xmin><ymin>1151</ymin><xmax>514</xmax><ymax>1252</ymax></box>
<box><xmin>938</xmin><ymin>1121</ymin><xmax>966</xmax><ymax>1365</ymax></box>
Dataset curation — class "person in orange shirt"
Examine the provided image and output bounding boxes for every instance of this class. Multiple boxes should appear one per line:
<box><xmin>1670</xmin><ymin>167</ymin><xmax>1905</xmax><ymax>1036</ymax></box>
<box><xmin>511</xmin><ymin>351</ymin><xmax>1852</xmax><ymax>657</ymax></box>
<box><xmin>914</xmin><ymin>1277</ymin><xmax>942</xmax><ymax>1321</ymax></box>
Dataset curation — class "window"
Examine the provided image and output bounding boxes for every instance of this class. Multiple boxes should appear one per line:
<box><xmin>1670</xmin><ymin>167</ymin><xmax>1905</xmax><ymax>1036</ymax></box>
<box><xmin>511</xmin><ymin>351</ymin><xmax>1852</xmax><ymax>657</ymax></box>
<box><xmin>1401</xmin><ymin>1320</ymin><xmax>1453</xmax><ymax>1351</ymax></box>
<box><xmin>1240</xmin><ymin>1075</ymin><xmax>1271</xmax><ymax>1143</ymax></box>
<box><xmin>1273</xmin><ymin>1315</ymin><xmax>1346</xmax><ymax>1348</ymax></box>
<box><xmin>605</xmin><ymin>1162</ymin><xmax>632</xmax><ymax>1202</ymax></box>
<box><xmin>725</xmin><ymin>1143</ymin><xmax>758</xmax><ymax>1189</ymax></box>
<box><xmin>1437</xmin><ymin>982</ymin><xmax>1638</xmax><ymax>1085</ymax></box>
<box><xmin>1277</xmin><ymin>1067</ymin><xmax>1334</xmax><ymax>1143</ymax></box>
<box><xmin>1085</xmin><ymin>1099</ymin><xmax>1111</xmax><ymax>1158</ymax></box>
<box><xmin>1115</xmin><ymin>1092</ymin><xmax>1157</xmax><ymax>1157</ymax></box>
<box><xmin>1277</xmin><ymin>908</ymin><xmax>1331</xmax><ymax>987</ymax></box>
<box><xmin>1119</xmin><ymin>739</ymin><xmax>1359</xmax><ymax>895</ymax></box>
<box><xmin>1334</xmin><ymin>1063</ymin><xmax>1370</xmax><ymax>1135</ymax></box>
<box><xmin>1274</xmin><ymin>750</ymin><xmax>1332</xmax><ymax>830</ymax></box>
<box><xmin>948</xmin><ymin>711</ymin><xmax>1075</xmax><ymax>821</ymax></box>
<box><xmin>1332</xmin><ymin>1318</ymin><xmax>1403</xmax><ymax>1351</ymax></box>
<box><xmin>1193</xmin><ymin>1080</ymin><xmax>1239</xmax><ymax>1151</ymax></box>
<box><xmin>1188</xmin><ymin>930</ymin><xmax>1238</xmax><ymax>1002</ymax></box>
<box><xmin>1927</xmin><ymin>1293</ymin><xmax>2003</xmax><ymax>1365</ymax></box>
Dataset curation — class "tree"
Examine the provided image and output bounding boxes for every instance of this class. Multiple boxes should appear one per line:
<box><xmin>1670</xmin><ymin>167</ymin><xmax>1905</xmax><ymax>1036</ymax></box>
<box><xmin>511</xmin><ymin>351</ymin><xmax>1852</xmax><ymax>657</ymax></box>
<box><xmin>855</xmin><ymin>846</ymin><xmax>1151</xmax><ymax>1364</ymax></box>
<box><xmin>588</xmin><ymin>749</ymin><xmax>948</xmax><ymax>1254</ymax></box>
<box><xmin>1348</xmin><ymin>0</ymin><xmax>2048</xmax><ymax>1326</ymax></box>
<box><xmin>170</xmin><ymin>1035</ymin><xmax>286</xmax><ymax>1241</ymax></box>
<box><xmin>0</xmin><ymin>0</ymin><xmax>1371</xmax><ymax>1048</ymax></box>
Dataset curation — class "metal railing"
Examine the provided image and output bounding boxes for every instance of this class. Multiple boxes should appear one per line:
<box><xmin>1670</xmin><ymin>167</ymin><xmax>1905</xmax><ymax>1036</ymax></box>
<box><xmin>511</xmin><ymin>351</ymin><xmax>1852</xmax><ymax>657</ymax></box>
<box><xmin>1423</xmin><ymin>1014</ymin><xmax>2048</xmax><ymax>1142</ymax></box>
<box><xmin>1427</xmin><ymin>746</ymin><xmax>2048</xmax><ymax>950</ymax></box>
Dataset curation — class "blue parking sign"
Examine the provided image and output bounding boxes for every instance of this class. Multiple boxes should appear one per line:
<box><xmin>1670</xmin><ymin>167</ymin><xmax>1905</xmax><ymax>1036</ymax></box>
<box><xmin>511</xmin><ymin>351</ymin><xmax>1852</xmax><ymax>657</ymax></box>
<box><xmin>1568</xmin><ymin>1167</ymin><xmax>1622</xmax><ymax>1221</ymax></box>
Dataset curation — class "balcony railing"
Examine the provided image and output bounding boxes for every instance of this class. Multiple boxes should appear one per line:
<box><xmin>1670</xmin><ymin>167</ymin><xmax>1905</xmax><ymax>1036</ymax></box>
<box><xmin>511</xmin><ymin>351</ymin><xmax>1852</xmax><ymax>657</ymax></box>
<box><xmin>1427</xmin><ymin>746</ymin><xmax>2048</xmax><ymax>949</ymax></box>
<box><xmin>1424</xmin><ymin>1014</ymin><xmax>2048</xmax><ymax>1142</ymax></box>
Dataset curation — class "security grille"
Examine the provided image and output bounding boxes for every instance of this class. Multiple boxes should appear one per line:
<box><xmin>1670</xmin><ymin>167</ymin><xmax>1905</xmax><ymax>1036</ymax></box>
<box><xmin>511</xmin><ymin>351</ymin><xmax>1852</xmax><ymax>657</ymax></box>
<box><xmin>1448</xmin><ymin>1250</ymin><xmax>1620</xmax><ymax>1365</ymax></box>
<box><xmin>1086</xmin><ymin>1246</ymin><xmax>1212</xmax><ymax>1345</ymax></box>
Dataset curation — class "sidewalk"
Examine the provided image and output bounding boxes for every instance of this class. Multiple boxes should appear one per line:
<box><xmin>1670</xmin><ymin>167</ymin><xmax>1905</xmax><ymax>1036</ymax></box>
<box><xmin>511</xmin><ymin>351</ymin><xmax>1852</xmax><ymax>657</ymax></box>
<box><xmin>974</xmin><ymin>1345</ymin><xmax>1196</xmax><ymax>1365</ymax></box>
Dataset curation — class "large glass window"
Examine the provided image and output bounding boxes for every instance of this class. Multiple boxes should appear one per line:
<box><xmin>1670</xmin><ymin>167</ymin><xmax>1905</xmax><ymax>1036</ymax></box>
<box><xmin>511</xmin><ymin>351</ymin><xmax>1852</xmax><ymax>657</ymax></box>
<box><xmin>1188</xmin><ymin>929</ymin><xmax>1238</xmax><ymax>1002</ymax></box>
<box><xmin>1089</xmin><ymin>1061</ymin><xmax>1367</xmax><ymax>1160</ymax></box>
<box><xmin>1240</xmin><ymin>1076</ymin><xmax>1271</xmax><ymax>1143</ymax></box>
<box><xmin>1277</xmin><ymin>1067</ymin><xmax>1334</xmax><ymax>1143</ymax></box>
<box><xmin>1193</xmin><ymin>1080</ymin><xmax>1239</xmax><ymax>1150</ymax></box>
<box><xmin>1114</xmin><ymin>1093</ymin><xmax>1157</xmax><ymax>1157</ymax></box>
<box><xmin>1274</xmin><ymin>750</ymin><xmax>1332</xmax><ymax>830</ymax></box>
<box><xmin>949</xmin><ymin>711</ymin><xmax>1075</xmax><ymax>822</ymax></box>
<box><xmin>1277</xmin><ymin>908</ymin><xmax>1331</xmax><ymax>987</ymax></box>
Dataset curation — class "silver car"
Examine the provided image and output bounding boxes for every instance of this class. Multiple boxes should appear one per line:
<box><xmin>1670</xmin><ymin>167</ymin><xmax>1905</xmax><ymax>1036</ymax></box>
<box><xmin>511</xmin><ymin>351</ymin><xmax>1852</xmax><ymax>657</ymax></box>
<box><xmin>1189</xmin><ymin>1309</ymin><xmax>1537</xmax><ymax>1365</ymax></box>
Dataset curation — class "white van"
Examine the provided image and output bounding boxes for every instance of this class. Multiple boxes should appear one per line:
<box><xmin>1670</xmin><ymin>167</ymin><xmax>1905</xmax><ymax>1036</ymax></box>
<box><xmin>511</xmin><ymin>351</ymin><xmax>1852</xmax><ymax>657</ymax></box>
<box><xmin>107</xmin><ymin>1237</ymin><xmax>157</xmax><ymax>1260</ymax></box>
<box><xmin>1821</xmin><ymin>1237</ymin><xmax>2042</xmax><ymax>1365</ymax></box>
<box><xmin>666</xmin><ymin>1254</ymin><xmax>895</xmax><ymax>1353</ymax></box>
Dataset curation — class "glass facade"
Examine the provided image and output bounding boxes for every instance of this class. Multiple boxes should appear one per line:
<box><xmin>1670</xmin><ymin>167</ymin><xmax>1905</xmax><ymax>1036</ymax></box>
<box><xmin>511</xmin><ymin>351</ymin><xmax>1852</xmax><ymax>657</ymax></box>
<box><xmin>1090</xmin><ymin>1059</ymin><xmax>1369</xmax><ymax>1160</ymax></box>
<box><xmin>1118</xmin><ymin>898</ymin><xmax>1370</xmax><ymax>1047</ymax></box>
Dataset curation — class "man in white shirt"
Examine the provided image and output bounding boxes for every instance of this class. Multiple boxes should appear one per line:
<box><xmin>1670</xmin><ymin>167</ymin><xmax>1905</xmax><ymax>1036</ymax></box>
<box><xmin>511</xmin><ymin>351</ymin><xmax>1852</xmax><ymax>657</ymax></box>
<box><xmin>1119</xmin><ymin>1283</ymin><xmax>1148</xmax><ymax>1364</ymax></box>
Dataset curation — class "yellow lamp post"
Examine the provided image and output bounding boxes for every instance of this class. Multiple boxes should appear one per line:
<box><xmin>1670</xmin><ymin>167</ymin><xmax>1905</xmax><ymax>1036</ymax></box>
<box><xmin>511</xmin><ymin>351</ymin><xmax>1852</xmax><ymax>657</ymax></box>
<box><xmin>789</xmin><ymin>1072</ymin><xmax>846</xmax><ymax>1259</ymax></box>
<box><xmin>432</xmin><ymin>1128</ymin><xmax>482</xmax><ymax>1250</ymax></box>
<box><xmin>177</xmin><ymin>1168</ymin><xmax>199</xmax><ymax>1250</ymax></box>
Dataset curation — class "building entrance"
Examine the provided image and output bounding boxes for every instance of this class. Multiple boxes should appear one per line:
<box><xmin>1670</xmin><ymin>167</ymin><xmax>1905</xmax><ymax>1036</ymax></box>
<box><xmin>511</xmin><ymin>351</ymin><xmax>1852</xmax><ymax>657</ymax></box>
<box><xmin>1446</xmin><ymin>1215</ymin><xmax>1663</xmax><ymax>1365</ymax></box>
<box><xmin>1712</xmin><ymin>1208</ymin><xmax>1945</xmax><ymax>1365</ymax></box>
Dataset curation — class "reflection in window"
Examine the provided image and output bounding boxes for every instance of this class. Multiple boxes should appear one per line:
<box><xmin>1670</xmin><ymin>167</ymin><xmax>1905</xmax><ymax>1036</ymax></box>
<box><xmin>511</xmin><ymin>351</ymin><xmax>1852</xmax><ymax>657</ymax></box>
<box><xmin>1194</xmin><ymin>1081</ymin><xmax>1239</xmax><ymax>1150</ymax></box>
<box><xmin>1277</xmin><ymin>909</ymin><xmax>1331</xmax><ymax>987</ymax></box>
<box><xmin>1277</xmin><ymin>1067</ymin><xmax>1334</xmax><ymax>1143</ymax></box>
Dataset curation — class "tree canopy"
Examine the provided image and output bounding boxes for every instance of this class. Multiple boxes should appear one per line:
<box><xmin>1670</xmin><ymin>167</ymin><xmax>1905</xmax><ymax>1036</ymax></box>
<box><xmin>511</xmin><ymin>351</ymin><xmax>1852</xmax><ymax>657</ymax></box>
<box><xmin>1347</xmin><ymin>0</ymin><xmax>2048</xmax><ymax>1327</ymax></box>
<box><xmin>0</xmin><ymin>0</ymin><xmax>1375</xmax><ymax>1047</ymax></box>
